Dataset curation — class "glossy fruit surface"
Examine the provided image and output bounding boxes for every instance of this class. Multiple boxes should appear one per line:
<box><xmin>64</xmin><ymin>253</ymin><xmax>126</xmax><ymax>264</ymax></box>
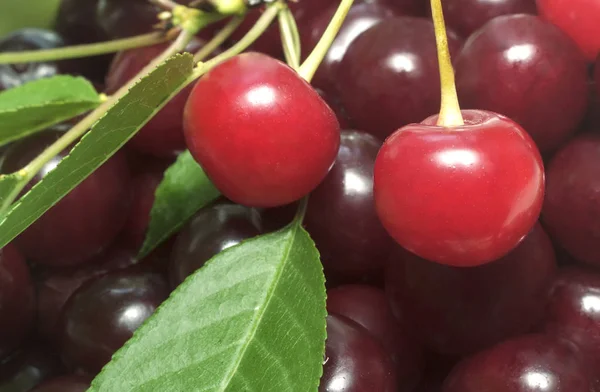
<box><xmin>539</xmin><ymin>267</ymin><xmax>600</xmax><ymax>372</ymax></box>
<box><xmin>31</xmin><ymin>375</ymin><xmax>91</xmax><ymax>392</ymax></box>
<box><xmin>96</xmin><ymin>0</ymin><xmax>163</xmax><ymax>38</ymax></box>
<box><xmin>169</xmin><ymin>203</ymin><xmax>262</xmax><ymax>287</ymax></box>
<box><xmin>374</xmin><ymin>110</ymin><xmax>545</xmax><ymax>266</ymax></box>
<box><xmin>386</xmin><ymin>224</ymin><xmax>557</xmax><ymax>356</ymax></box>
<box><xmin>59</xmin><ymin>270</ymin><xmax>169</xmax><ymax>373</ymax></box>
<box><xmin>442</xmin><ymin>334</ymin><xmax>594</xmax><ymax>392</ymax></box>
<box><xmin>0</xmin><ymin>29</ymin><xmax>64</xmax><ymax>91</ymax></box>
<box><xmin>0</xmin><ymin>344</ymin><xmax>64</xmax><ymax>392</ymax></box>
<box><xmin>542</xmin><ymin>134</ymin><xmax>600</xmax><ymax>267</ymax></box>
<box><xmin>336</xmin><ymin>16</ymin><xmax>463</xmax><ymax>140</ymax></box>
<box><xmin>1</xmin><ymin>131</ymin><xmax>132</xmax><ymax>266</ymax></box>
<box><xmin>184</xmin><ymin>52</ymin><xmax>340</xmax><ymax>207</ymax></box>
<box><xmin>106</xmin><ymin>38</ymin><xmax>207</xmax><ymax>157</ymax></box>
<box><xmin>455</xmin><ymin>15</ymin><xmax>588</xmax><ymax>153</ymax></box>
<box><xmin>443</xmin><ymin>0</ymin><xmax>537</xmax><ymax>37</ymax></box>
<box><xmin>320</xmin><ymin>314</ymin><xmax>397</xmax><ymax>392</ymax></box>
<box><xmin>536</xmin><ymin>0</ymin><xmax>600</xmax><ymax>60</ymax></box>
<box><xmin>305</xmin><ymin>131</ymin><xmax>393</xmax><ymax>283</ymax></box>
<box><xmin>0</xmin><ymin>245</ymin><xmax>35</xmax><ymax>360</ymax></box>
<box><xmin>327</xmin><ymin>285</ymin><xmax>423</xmax><ymax>390</ymax></box>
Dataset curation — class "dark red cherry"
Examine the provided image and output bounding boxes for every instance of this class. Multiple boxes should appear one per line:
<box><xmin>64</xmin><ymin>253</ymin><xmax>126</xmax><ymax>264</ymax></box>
<box><xmin>386</xmin><ymin>223</ymin><xmax>557</xmax><ymax>356</ymax></box>
<box><xmin>455</xmin><ymin>15</ymin><xmax>588</xmax><ymax>154</ymax></box>
<box><xmin>542</xmin><ymin>134</ymin><xmax>600</xmax><ymax>267</ymax></box>
<box><xmin>31</xmin><ymin>375</ymin><xmax>91</xmax><ymax>392</ymax></box>
<box><xmin>300</xmin><ymin>2</ymin><xmax>395</xmax><ymax>93</ymax></box>
<box><xmin>374</xmin><ymin>110</ymin><xmax>544</xmax><ymax>266</ymax></box>
<box><xmin>327</xmin><ymin>285</ymin><xmax>423</xmax><ymax>390</ymax></box>
<box><xmin>0</xmin><ymin>244</ymin><xmax>35</xmax><ymax>360</ymax></box>
<box><xmin>1</xmin><ymin>130</ymin><xmax>132</xmax><ymax>266</ymax></box>
<box><xmin>96</xmin><ymin>0</ymin><xmax>165</xmax><ymax>39</ymax></box>
<box><xmin>59</xmin><ymin>270</ymin><xmax>169</xmax><ymax>373</ymax></box>
<box><xmin>538</xmin><ymin>267</ymin><xmax>600</xmax><ymax>372</ymax></box>
<box><xmin>442</xmin><ymin>334</ymin><xmax>595</xmax><ymax>392</ymax></box>
<box><xmin>169</xmin><ymin>203</ymin><xmax>262</xmax><ymax>287</ymax></box>
<box><xmin>320</xmin><ymin>314</ymin><xmax>397</xmax><ymax>392</ymax></box>
<box><xmin>305</xmin><ymin>130</ymin><xmax>393</xmax><ymax>283</ymax></box>
<box><xmin>336</xmin><ymin>16</ymin><xmax>463</xmax><ymax>140</ymax></box>
<box><xmin>106</xmin><ymin>38</ymin><xmax>208</xmax><ymax>157</ymax></box>
<box><xmin>536</xmin><ymin>0</ymin><xmax>600</xmax><ymax>60</ymax></box>
<box><xmin>183</xmin><ymin>52</ymin><xmax>340</xmax><ymax>207</ymax></box>
<box><xmin>442</xmin><ymin>0</ymin><xmax>537</xmax><ymax>37</ymax></box>
<box><xmin>0</xmin><ymin>343</ymin><xmax>64</xmax><ymax>392</ymax></box>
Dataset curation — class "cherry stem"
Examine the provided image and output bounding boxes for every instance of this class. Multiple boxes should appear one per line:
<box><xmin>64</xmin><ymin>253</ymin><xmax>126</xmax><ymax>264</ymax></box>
<box><xmin>193</xmin><ymin>15</ymin><xmax>245</xmax><ymax>62</ymax></box>
<box><xmin>151</xmin><ymin>0</ymin><xmax>180</xmax><ymax>10</ymax></box>
<box><xmin>0</xmin><ymin>31</ymin><xmax>178</xmax><ymax>64</ymax></box>
<box><xmin>279</xmin><ymin>5</ymin><xmax>301</xmax><ymax>70</ymax></box>
<box><xmin>430</xmin><ymin>0</ymin><xmax>463</xmax><ymax>127</ymax></box>
<box><xmin>298</xmin><ymin>0</ymin><xmax>354</xmax><ymax>82</ymax></box>
<box><xmin>293</xmin><ymin>196</ymin><xmax>309</xmax><ymax>226</ymax></box>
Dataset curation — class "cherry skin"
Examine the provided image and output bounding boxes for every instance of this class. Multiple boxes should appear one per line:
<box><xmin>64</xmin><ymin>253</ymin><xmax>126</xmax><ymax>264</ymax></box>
<box><xmin>305</xmin><ymin>130</ymin><xmax>393</xmax><ymax>283</ymax></box>
<box><xmin>320</xmin><ymin>314</ymin><xmax>398</xmax><ymax>392</ymax></box>
<box><xmin>442</xmin><ymin>334</ymin><xmax>595</xmax><ymax>392</ymax></box>
<box><xmin>386</xmin><ymin>223</ymin><xmax>557</xmax><ymax>356</ymax></box>
<box><xmin>455</xmin><ymin>15</ymin><xmax>588</xmax><ymax>154</ymax></box>
<box><xmin>536</xmin><ymin>0</ymin><xmax>600</xmax><ymax>61</ymax></box>
<box><xmin>0</xmin><ymin>244</ymin><xmax>35</xmax><ymax>360</ymax></box>
<box><xmin>336</xmin><ymin>16</ymin><xmax>463</xmax><ymax>140</ymax></box>
<box><xmin>0</xmin><ymin>130</ymin><xmax>132</xmax><ymax>266</ymax></box>
<box><xmin>31</xmin><ymin>375</ymin><xmax>91</xmax><ymax>392</ymax></box>
<box><xmin>105</xmin><ymin>38</ymin><xmax>209</xmax><ymax>157</ymax></box>
<box><xmin>169</xmin><ymin>203</ymin><xmax>263</xmax><ymax>287</ymax></box>
<box><xmin>538</xmin><ymin>267</ymin><xmax>600</xmax><ymax>374</ymax></box>
<box><xmin>184</xmin><ymin>52</ymin><xmax>340</xmax><ymax>208</ymax></box>
<box><xmin>0</xmin><ymin>344</ymin><xmax>64</xmax><ymax>392</ymax></box>
<box><xmin>58</xmin><ymin>270</ymin><xmax>169</xmax><ymax>373</ymax></box>
<box><xmin>327</xmin><ymin>285</ymin><xmax>424</xmax><ymax>390</ymax></box>
<box><xmin>96</xmin><ymin>0</ymin><xmax>166</xmax><ymax>39</ymax></box>
<box><xmin>542</xmin><ymin>134</ymin><xmax>600</xmax><ymax>267</ymax></box>
<box><xmin>442</xmin><ymin>0</ymin><xmax>537</xmax><ymax>38</ymax></box>
<box><xmin>374</xmin><ymin>110</ymin><xmax>544</xmax><ymax>266</ymax></box>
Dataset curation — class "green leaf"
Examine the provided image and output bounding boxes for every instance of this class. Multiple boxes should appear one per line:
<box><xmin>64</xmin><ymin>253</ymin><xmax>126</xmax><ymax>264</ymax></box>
<box><xmin>0</xmin><ymin>54</ymin><xmax>194</xmax><ymax>250</ymax></box>
<box><xmin>138</xmin><ymin>150</ymin><xmax>221</xmax><ymax>258</ymax></box>
<box><xmin>90</xmin><ymin>223</ymin><xmax>327</xmax><ymax>392</ymax></box>
<box><xmin>0</xmin><ymin>75</ymin><xmax>101</xmax><ymax>146</ymax></box>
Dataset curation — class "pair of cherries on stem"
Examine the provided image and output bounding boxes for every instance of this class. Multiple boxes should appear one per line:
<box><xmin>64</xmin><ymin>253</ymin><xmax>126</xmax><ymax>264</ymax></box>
<box><xmin>183</xmin><ymin>0</ymin><xmax>544</xmax><ymax>267</ymax></box>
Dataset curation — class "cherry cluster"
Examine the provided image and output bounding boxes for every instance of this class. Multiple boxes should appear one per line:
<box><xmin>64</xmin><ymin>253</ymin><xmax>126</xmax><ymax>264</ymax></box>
<box><xmin>2</xmin><ymin>0</ymin><xmax>600</xmax><ymax>391</ymax></box>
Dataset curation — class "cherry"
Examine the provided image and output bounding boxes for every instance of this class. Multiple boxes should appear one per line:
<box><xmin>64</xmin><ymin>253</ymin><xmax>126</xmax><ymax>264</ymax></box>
<box><xmin>0</xmin><ymin>343</ymin><xmax>64</xmax><ymax>392</ymax></box>
<box><xmin>183</xmin><ymin>52</ymin><xmax>340</xmax><ymax>208</ymax></box>
<box><xmin>316</xmin><ymin>88</ymin><xmax>353</xmax><ymax>129</ymax></box>
<box><xmin>454</xmin><ymin>14</ymin><xmax>588</xmax><ymax>154</ymax></box>
<box><xmin>442</xmin><ymin>334</ymin><xmax>595</xmax><ymax>392</ymax></box>
<box><xmin>442</xmin><ymin>0</ymin><xmax>537</xmax><ymax>38</ymax></box>
<box><xmin>536</xmin><ymin>0</ymin><xmax>600</xmax><ymax>61</ymax></box>
<box><xmin>320</xmin><ymin>314</ymin><xmax>397</xmax><ymax>392</ymax></box>
<box><xmin>0</xmin><ymin>29</ymin><xmax>64</xmax><ymax>91</ymax></box>
<box><xmin>105</xmin><ymin>38</ymin><xmax>209</xmax><ymax>157</ymax></box>
<box><xmin>375</xmin><ymin>0</ymin><xmax>427</xmax><ymax>16</ymax></box>
<box><xmin>374</xmin><ymin>110</ymin><xmax>544</xmax><ymax>266</ymax></box>
<box><xmin>96</xmin><ymin>0</ymin><xmax>164</xmax><ymax>39</ymax></box>
<box><xmin>0</xmin><ymin>130</ymin><xmax>132</xmax><ymax>266</ymax></box>
<box><xmin>169</xmin><ymin>203</ymin><xmax>263</xmax><ymax>287</ymax></box>
<box><xmin>595</xmin><ymin>54</ymin><xmax>600</xmax><ymax>98</ymax></box>
<box><xmin>59</xmin><ymin>269</ymin><xmax>169</xmax><ymax>373</ymax></box>
<box><xmin>542</xmin><ymin>134</ymin><xmax>600</xmax><ymax>267</ymax></box>
<box><xmin>327</xmin><ymin>285</ymin><xmax>424</xmax><ymax>390</ymax></box>
<box><xmin>300</xmin><ymin>2</ymin><xmax>395</xmax><ymax>94</ymax></box>
<box><xmin>336</xmin><ymin>16</ymin><xmax>463</xmax><ymax>140</ymax></box>
<box><xmin>305</xmin><ymin>130</ymin><xmax>393</xmax><ymax>283</ymax></box>
<box><xmin>386</xmin><ymin>223</ymin><xmax>557</xmax><ymax>356</ymax></box>
<box><xmin>31</xmin><ymin>375</ymin><xmax>91</xmax><ymax>392</ymax></box>
<box><xmin>0</xmin><ymin>244</ymin><xmax>35</xmax><ymax>360</ymax></box>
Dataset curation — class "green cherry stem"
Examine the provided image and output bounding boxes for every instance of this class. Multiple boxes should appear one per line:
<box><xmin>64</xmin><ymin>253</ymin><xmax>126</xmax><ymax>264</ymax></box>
<box><xmin>430</xmin><ymin>0</ymin><xmax>464</xmax><ymax>127</ymax></box>
<box><xmin>194</xmin><ymin>15</ymin><xmax>245</xmax><ymax>62</ymax></box>
<box><xmin>298</xmin><ymin>0</ymin><xmax>354</xmax><ymax>82</ymax></box>
<box><xmin>0</xmin><ymin>31</ymin><xmax>178</xmax><ymax>64</ymax></box>
<box><xmin>279</xmin><ymin>5</ymin><xmax>302</xmax><ymax>70</ymax></box>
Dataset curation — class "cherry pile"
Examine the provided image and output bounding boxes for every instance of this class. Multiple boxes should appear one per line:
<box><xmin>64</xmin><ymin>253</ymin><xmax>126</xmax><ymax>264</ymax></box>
<box><xmin>2</xmin><ymin>0</ymin><xmax>600</xmax><ymax>391</ymax></box>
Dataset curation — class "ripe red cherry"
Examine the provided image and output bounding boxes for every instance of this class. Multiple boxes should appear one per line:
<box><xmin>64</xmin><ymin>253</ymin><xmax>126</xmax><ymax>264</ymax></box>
<box><xmin>536</xmin><ymin>0</ymin><xmax>600</xmax><ymax>60</ymax></box>
<box><xmin>183</xmin><ymin>52</ymin><xmax>340</xmax><ymax>208</ymax></box>
<box><xmin>374</xmin><ymin>110</ymin><xmax>544</xmax><ymax>266</ymax></box>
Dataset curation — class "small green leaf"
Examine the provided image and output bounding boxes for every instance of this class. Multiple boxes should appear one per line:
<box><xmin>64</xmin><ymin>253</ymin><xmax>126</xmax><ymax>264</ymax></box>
<box><xmin>0</xmin><ymin>172</ymin><xmax>26</xmax><ymax>213</ymax></box>
<box><xmin>138</xmin><ymin>150</ymin><xmax>221</xmax><ymax>259</ymax></box>
<box><xmin>0</xmin><ymin>75</ymin><xmax>101</xmax><ymax>146</ymax></box>
<box><xmin>0</xmin><ymin>54</ymin><xmax>194</xmax><ymax>250</ymax></box>
<box><xmin>90</xmin><ymin>223</ymin><xmax>327</xmax><ymax>392</ymax></box>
